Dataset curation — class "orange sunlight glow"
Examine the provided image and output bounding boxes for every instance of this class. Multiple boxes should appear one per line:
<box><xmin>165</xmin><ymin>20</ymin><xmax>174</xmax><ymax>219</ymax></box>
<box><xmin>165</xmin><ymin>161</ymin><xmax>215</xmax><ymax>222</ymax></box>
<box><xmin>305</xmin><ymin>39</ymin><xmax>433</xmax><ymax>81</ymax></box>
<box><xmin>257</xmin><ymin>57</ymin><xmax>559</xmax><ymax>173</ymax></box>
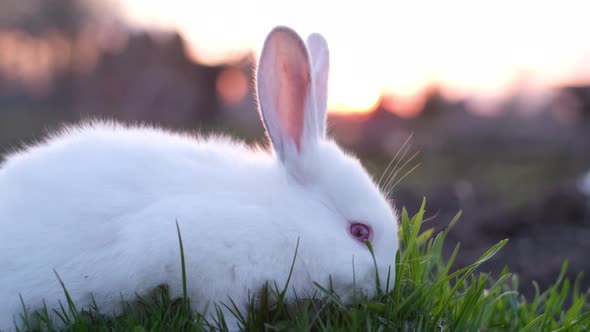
<box><xmin>0</xmin><ymin>29</ymin><xmax>72</xmax><ymax>96</ymax></box>
<box><xmin>216</xmin><ymin>68</ymin><xmax>249</xmax><ymax>106</ymax></box>
<box><xmin>118</xmin><ymin>0</ymin><xmax>590</xmax><ymax>115</ymax></box>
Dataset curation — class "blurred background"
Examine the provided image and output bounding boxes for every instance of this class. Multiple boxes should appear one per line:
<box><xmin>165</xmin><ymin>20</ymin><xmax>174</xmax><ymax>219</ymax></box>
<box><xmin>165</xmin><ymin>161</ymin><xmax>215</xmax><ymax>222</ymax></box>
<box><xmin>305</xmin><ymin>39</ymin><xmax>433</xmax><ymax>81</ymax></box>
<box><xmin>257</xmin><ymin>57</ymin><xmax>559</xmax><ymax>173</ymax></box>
<box><xmin>1</xmin><ymin>0</ymin><xmax>589</xmax><ymax>296</ymax></box>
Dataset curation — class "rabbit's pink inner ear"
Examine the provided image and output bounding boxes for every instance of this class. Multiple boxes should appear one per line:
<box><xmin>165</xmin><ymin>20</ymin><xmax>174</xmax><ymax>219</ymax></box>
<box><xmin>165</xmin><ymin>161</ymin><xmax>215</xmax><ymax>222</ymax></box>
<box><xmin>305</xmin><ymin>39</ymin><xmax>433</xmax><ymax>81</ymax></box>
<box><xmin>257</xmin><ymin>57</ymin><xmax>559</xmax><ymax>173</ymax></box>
<box><xmin>259</xmin><ymin>27</ymin><xmax>311</xmax><ymax>154</ymax></box>
<box><xmin>276</xmin><ymin>59</ymin><xmax>310</xmax><ymax>152</ymax></box>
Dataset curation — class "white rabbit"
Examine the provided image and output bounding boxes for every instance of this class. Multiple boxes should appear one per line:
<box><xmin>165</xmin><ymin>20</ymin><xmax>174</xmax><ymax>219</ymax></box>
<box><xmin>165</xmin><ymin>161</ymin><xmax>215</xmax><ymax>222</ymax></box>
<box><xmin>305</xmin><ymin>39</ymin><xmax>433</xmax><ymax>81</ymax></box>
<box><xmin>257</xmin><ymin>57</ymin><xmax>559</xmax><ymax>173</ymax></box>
<box><xmin>0</xmin><ymin>26</ymin><xmax>399</xmax><ymax>331</ymax></box>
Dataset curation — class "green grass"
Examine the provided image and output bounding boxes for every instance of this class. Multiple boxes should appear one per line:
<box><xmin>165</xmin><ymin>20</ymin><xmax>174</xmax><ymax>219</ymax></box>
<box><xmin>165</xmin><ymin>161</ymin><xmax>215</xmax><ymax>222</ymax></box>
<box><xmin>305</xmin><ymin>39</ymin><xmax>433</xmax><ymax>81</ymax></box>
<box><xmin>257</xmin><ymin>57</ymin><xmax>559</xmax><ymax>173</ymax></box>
<box><xmin>14</xmin><ymin>199</ymin><xmax>590</xmax><ymax>331</ymax></box>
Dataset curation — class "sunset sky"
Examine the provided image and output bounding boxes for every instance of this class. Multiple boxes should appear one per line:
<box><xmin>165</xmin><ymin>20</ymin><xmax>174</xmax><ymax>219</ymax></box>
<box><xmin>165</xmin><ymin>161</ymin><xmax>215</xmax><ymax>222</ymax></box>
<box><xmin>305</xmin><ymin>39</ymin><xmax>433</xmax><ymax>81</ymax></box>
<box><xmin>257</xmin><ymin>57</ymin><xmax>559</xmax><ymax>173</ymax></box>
<box><xmin>117</xmin><ymin>0</ymin><xmax>590</xmax><ymax>114</ymax></box>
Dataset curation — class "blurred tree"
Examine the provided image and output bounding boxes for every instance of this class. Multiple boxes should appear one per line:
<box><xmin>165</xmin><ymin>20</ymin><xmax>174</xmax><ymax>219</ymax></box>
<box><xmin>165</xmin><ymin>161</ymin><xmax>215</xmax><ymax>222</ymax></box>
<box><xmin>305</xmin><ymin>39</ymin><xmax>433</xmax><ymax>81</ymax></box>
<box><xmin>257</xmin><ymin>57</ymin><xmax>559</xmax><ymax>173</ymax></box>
<box><xmin>0</xmin><ymin>0</ymin><xmax>116</xmax><ymax>38</ymax></box>
<box><xmin>420</xmin><ymin>85</ymin><xmax>450</xmax><ymax>119</ymax></box>
<box><xmin>564</xmin><ymin>86</ymin><xmax>590</xmax><ymax>123</ymax></box>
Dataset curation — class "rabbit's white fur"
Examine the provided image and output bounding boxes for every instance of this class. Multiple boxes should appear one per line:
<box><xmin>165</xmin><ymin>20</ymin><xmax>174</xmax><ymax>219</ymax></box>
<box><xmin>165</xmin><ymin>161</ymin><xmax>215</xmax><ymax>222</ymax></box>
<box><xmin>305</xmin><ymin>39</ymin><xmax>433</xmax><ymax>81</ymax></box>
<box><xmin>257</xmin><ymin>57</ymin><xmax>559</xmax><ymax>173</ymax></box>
<box><xmin>0</xmin><ymin>26</ymin><xmax>399</xmax><ymax>331</ymax></box>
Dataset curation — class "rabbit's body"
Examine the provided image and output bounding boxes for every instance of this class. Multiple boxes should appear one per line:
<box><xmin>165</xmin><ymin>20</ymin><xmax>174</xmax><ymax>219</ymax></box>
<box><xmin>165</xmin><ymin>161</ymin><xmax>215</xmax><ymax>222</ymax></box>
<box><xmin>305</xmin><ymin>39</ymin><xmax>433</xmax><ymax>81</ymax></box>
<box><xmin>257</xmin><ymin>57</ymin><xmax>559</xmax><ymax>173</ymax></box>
<box><xmin>0</xmin><ymin>27</ymin><xmax>399</xmax><ymax>331</ymax></box>
<box><xmin>0</xmin><ymin>124</ymin><xmax>281</xmax><ymax>320</ymax></box>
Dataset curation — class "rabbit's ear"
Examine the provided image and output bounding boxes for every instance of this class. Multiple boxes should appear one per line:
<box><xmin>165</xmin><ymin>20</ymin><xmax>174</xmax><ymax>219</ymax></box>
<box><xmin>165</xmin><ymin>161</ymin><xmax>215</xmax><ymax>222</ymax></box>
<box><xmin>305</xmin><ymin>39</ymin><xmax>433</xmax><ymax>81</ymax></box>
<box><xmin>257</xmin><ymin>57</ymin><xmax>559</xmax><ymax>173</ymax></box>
<box><xmin>306</xmin><ymin>33</ymin><xmax>330</xmax><ymax>138</ymax></box>
<box><xmin>257</xmin><ymin>26</ymin><xmax>319</xmax><ymax>169</ymax></box>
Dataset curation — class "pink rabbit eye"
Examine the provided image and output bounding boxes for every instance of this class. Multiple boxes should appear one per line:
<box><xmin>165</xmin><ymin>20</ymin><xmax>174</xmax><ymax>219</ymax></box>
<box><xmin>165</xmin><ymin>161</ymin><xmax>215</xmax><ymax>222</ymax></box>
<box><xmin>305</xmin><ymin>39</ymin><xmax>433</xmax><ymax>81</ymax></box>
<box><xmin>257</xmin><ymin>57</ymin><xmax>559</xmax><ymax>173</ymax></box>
<box><xmin>349</xmin><ymin>222</ymin><xmax>372</xmax><ymax>242</ymax></box>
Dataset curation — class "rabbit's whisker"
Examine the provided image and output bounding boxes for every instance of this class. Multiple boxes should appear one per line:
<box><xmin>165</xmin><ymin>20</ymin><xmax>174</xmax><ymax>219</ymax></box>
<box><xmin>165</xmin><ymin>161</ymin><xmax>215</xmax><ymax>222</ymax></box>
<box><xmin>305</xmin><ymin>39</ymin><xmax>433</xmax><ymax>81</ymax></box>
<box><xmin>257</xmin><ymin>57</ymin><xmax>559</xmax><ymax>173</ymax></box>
<box><xmin>387</xmin><ymin>161</ymin><xmax>421</xmax><ymax>195</ymax></box>
<box><xmin>381</xmin><ymin>143</ymin><xmax>416</xmax><ymax>195</ymax></box>
<box><xmin>377</xmin><ymin>132</ymin><xmax>413</xmax><ymax>189</ymax></box>
<box><xmin>384</xmin><ymin>150</ymin><xmax>420</xmax><ymax>194</ymax></box>
<box><xmin>379</xmin><ymin>142</ymin><xmax>410</xmax><ymax>194</ymax></box>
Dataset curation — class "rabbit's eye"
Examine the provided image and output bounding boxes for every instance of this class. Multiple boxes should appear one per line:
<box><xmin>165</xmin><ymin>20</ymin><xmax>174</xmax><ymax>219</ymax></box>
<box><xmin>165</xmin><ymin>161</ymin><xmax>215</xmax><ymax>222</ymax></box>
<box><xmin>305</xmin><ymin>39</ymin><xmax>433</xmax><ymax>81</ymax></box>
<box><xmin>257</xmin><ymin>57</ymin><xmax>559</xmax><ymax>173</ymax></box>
<box><xmin>349</xmin><ymin>222</ymin><xmax>372</xmax><ymax>243</ymax></box>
